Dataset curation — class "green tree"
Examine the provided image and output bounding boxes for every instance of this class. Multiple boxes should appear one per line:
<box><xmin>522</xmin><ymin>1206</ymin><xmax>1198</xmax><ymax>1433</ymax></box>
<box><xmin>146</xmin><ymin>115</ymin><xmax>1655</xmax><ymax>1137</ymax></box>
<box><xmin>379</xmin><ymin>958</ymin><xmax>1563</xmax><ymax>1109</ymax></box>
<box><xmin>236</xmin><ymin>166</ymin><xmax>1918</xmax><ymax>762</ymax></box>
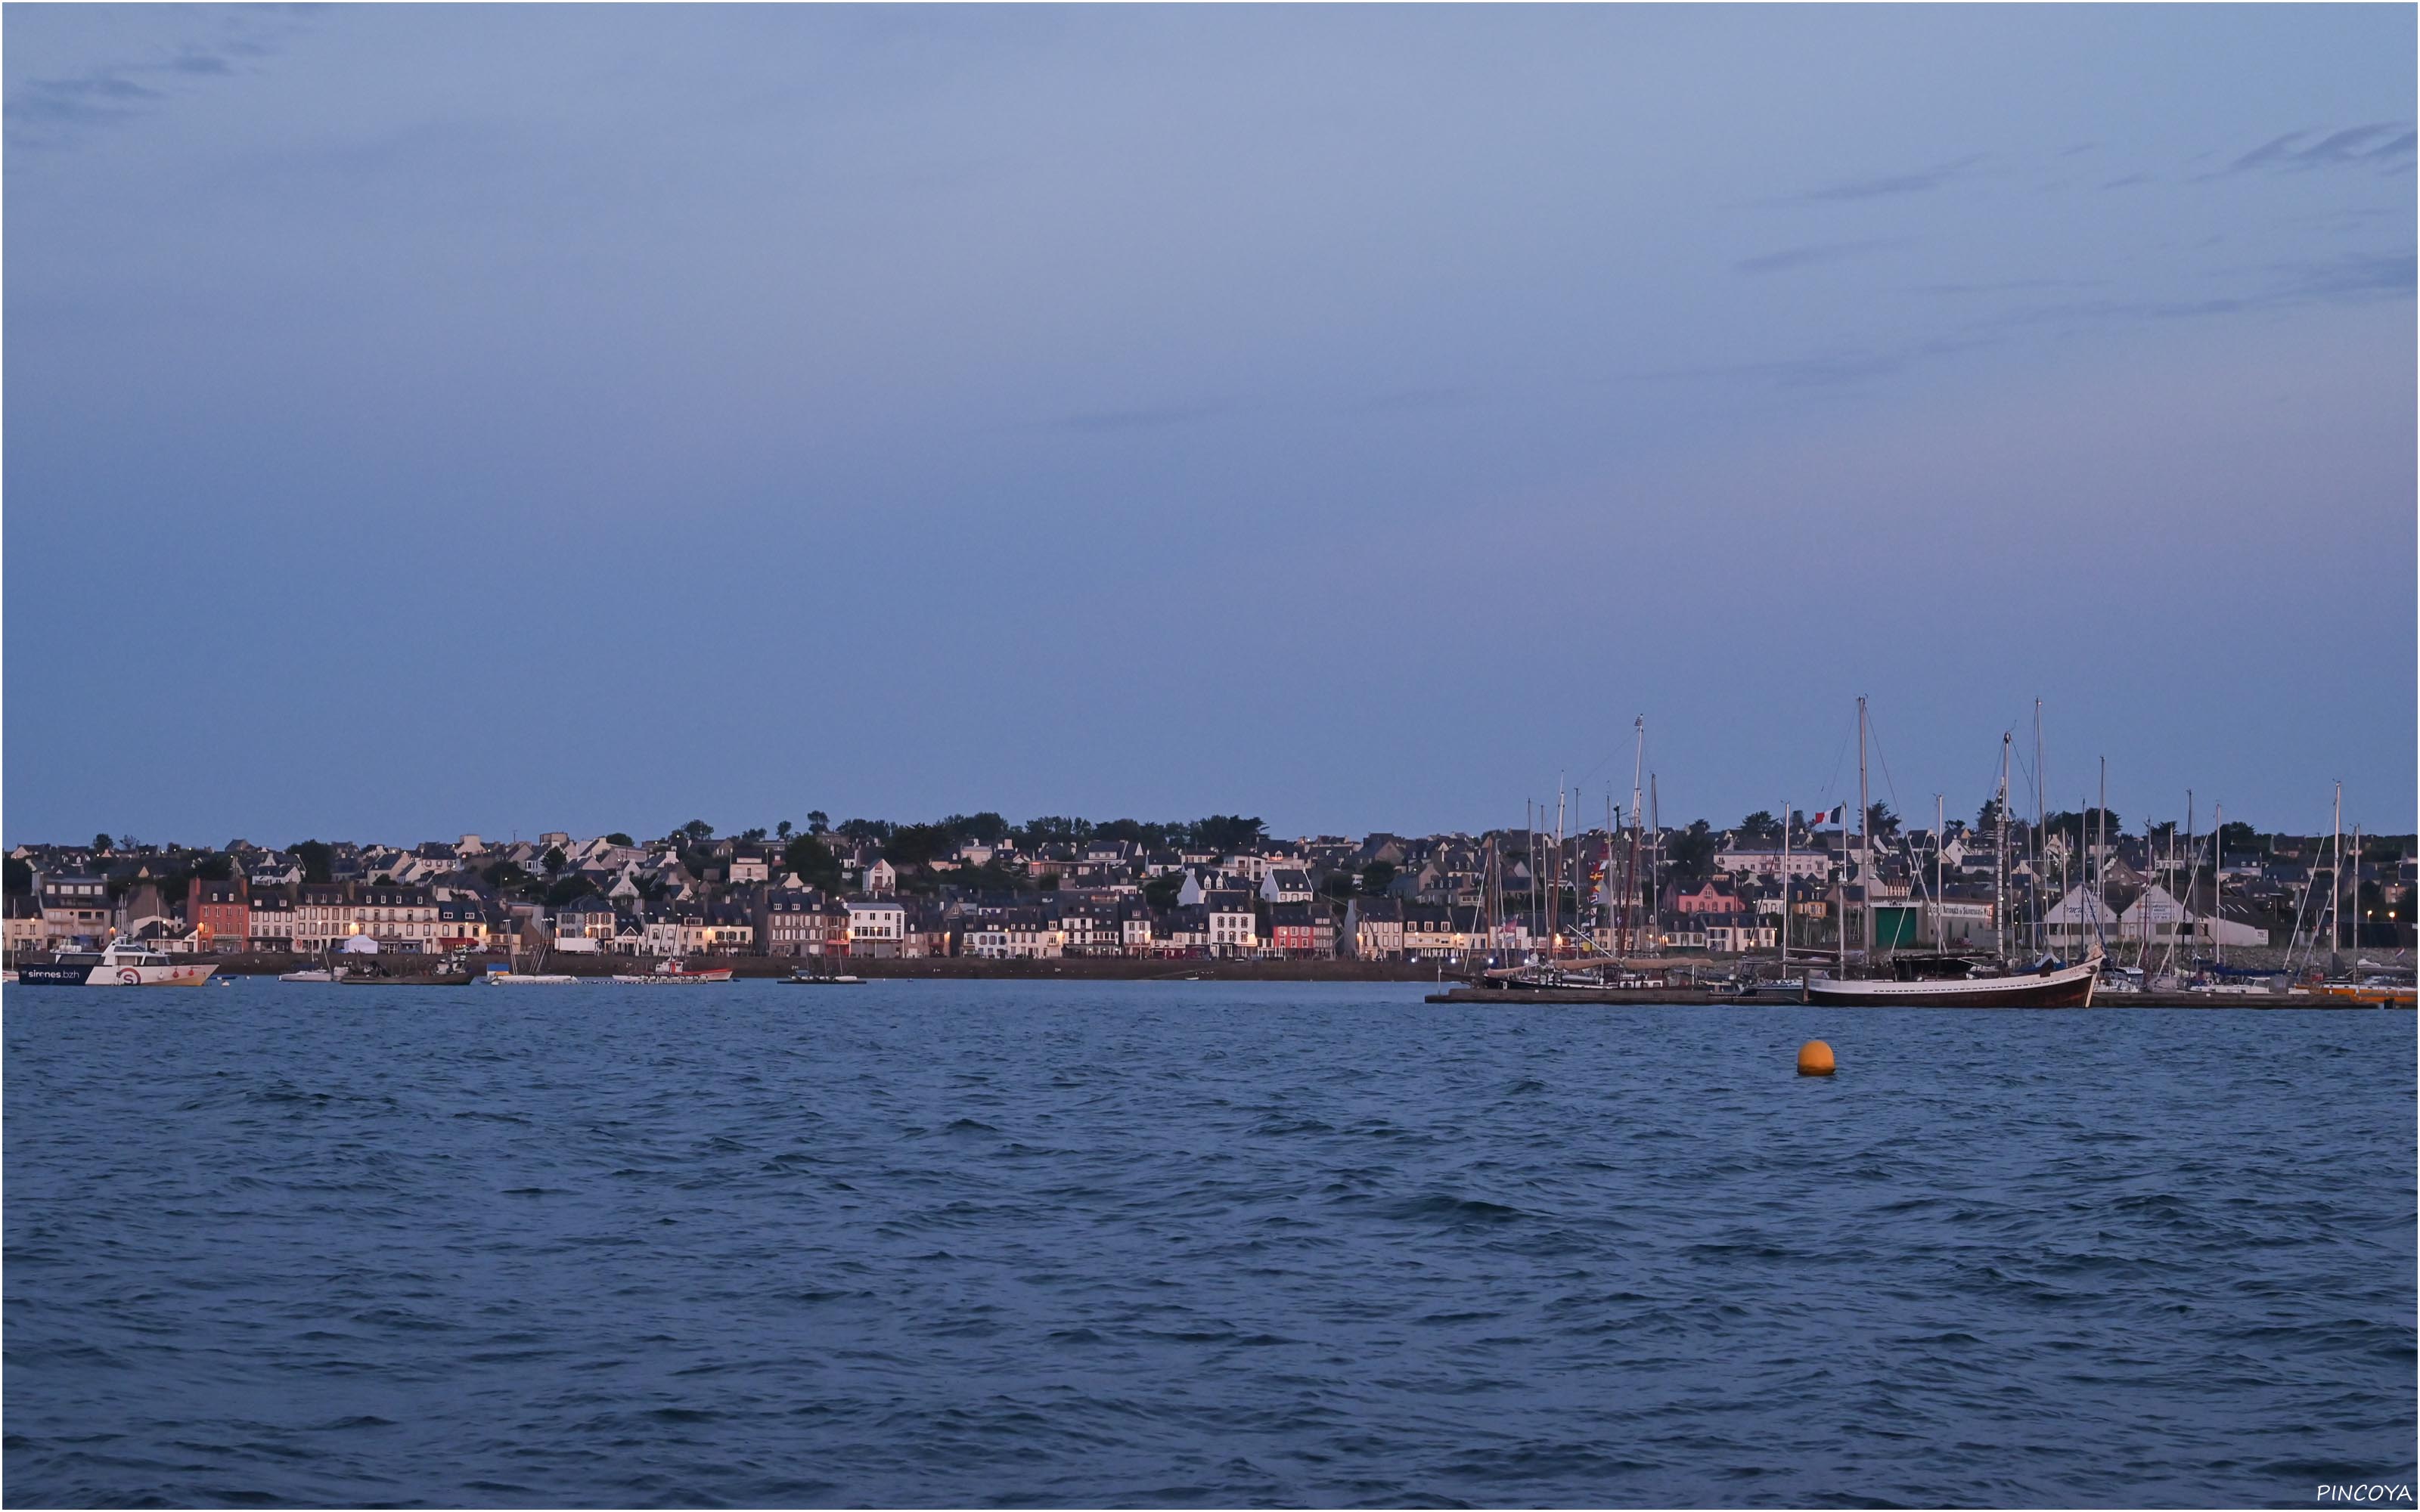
<box><xmin>1976</xmin><ymin>796</ymin><xmax>2006</xmax><ymax>833</ymax></box>
<box><xmin>783</xmin><ymin>834</ymin><xmax>843</xmax><ymax>892</ymax></box>
<box><xmin>807</xmin><ymin>810</ymin><xmax>830</xmax><ymax>835</ymax></box>
<box><xmin>886</xmin><ymin>823</ymin><xmax>957</xmax><ymax>868</ymax></box>
<box><xmin>776</xmin><ymin>820</ymin><xmax>793</xmax><ymax>840</ymax></box>
<box><xmin>4</xmin><ymin>857</ymin><xmax>32</xmax><ymax>894</ymax></box>
<box><xmin>605</xmin><ymin>833</ymin><xmax>634</xmax><ymax>847</ymax></box>
<box><xmin>1737</xmin><ymin>810</ymin><xmax>1781</xmax><ymax>842</ymax></box>
<box><xmin>544</xmin><ymin>873</ymin><xmax>598</xmax><ymax>907</ymax></box>
<box><xmin>739</xmin><ymin>827</ymin><xmax>767</xmax><ymax>842</ymax></box>
<box><xmin>93</xmin><ymin>833</ymin><xmax>113</xmax><ymax>854</ymax></box>
<box><xmin>943</xmin><ymin>812</ymin><xmax>1008</xmax><ymax>844</ymax></box>
<box><xmin>1016</xmin><ymin>815</ymin><xmax>1091</xmax><ymax>847</ymax></box>
<box><xmin>2218</xmin><ymin>820</ymin><xmax>2259</xmax><ymax>857</ymax></box>
<box><xmin>1866</xmin><ymin>804</ymin><xmax>1901</xmax><ymax>842</ymax></box>
<box><xmin>678</xmin><ymin>819</ymin><xmax>715</xmax><ymax>842</ymax></box>
<box><xmin>1360</xmin><ymin>860</ymin><xmax>1397</xmax><ymax>894</ymax></box>
<box><xmin>1192</xmin><ymin>815</ymin><xmax>1267</xmax><ymax>854</ymax></box>
<box><xmin>1142</xmin><ymin>872</ymin><xmax>1184</xmax><ymax>910</ymax></box>
<box><xmin>294</xmin><ymin>840</ymin><xmax>335</xmax><ymax>884</ymax></box>
<box><xmin>1666</xmin><ymin>820</ymin><xmax>1717</xmax><ymax>881</ymax></box>
<box><xmin>541</xmin><ymin>846</ymin><xmax>567</xmax><ymax>875</ymax></box>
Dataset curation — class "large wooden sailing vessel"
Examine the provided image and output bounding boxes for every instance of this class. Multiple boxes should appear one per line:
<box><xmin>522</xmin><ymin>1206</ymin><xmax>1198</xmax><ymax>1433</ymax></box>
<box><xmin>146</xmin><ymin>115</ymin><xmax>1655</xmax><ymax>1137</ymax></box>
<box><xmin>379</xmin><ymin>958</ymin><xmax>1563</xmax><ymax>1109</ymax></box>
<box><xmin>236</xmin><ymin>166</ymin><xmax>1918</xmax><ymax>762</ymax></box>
<box><xmin>1801</xmin><ymin>696</ymin><xmax>2099</xmax><ymax>1008</ymax></box>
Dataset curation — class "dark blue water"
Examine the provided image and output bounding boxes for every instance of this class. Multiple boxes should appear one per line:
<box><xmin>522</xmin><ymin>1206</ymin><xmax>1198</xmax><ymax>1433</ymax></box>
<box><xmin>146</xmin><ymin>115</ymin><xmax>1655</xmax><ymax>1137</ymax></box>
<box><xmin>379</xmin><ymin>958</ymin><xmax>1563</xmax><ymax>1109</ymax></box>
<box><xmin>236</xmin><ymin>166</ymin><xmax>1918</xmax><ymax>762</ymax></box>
<box><xmin>6</xmin><ymin>980</ymin><xmax>2412</xmax><ymax>1507</ymax></box>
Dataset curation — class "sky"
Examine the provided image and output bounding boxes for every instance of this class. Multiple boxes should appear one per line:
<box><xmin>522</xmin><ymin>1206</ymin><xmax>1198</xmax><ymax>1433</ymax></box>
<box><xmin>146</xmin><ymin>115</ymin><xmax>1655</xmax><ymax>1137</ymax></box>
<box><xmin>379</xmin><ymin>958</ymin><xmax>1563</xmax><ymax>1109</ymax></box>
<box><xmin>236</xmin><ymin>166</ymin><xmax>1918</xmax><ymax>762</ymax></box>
<box><xmin>5</xmin><ymin>5</ymin><xmax>2413</xmax><ymax>849</ymax></box>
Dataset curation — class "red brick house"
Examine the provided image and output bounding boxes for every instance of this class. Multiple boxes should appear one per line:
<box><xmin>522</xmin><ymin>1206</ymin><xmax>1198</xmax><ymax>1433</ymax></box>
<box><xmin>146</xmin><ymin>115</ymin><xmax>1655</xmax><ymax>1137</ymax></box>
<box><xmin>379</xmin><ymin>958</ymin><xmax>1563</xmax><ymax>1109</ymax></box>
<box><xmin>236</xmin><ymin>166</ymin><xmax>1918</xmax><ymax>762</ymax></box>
<box><xmin>186</xmin><ymin>877</ymin><xmax>250</xmax><ymax>954</ymax></box>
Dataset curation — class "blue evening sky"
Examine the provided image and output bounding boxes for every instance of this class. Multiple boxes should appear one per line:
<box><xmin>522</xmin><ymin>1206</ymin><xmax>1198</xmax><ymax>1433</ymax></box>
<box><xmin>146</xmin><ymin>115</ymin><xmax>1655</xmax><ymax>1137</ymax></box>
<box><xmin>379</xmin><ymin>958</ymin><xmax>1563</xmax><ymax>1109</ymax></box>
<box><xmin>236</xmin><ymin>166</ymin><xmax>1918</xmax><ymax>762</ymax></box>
<box><xmin>5</xmin><ymin>5</ymin><xmax>2412</xmax><ymax>846</ymax></box>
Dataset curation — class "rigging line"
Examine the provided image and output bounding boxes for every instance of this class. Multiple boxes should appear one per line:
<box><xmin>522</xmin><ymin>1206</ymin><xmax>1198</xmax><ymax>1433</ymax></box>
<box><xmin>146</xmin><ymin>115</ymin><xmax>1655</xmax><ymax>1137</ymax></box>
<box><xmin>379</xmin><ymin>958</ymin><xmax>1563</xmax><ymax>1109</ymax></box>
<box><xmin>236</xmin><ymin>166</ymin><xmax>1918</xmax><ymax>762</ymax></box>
<box><xmin>1866</xmin><ymin>711</ymin><xmax>1904</xmax><ymax>824</ymax></box>
<box><xmin>1818</xmin><ymin>727</ymin><xmax>1849</xmax><ymax>804</ymax></box>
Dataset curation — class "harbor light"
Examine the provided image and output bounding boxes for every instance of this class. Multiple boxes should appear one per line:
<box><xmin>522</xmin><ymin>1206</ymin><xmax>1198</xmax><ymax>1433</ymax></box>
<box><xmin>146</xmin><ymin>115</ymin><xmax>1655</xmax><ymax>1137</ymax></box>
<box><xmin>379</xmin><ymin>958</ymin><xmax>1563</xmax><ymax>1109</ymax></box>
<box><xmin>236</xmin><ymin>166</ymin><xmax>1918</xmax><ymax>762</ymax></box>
<box><xmin>1798</xmin><ymin>1040</ymin><xmax>1836</xmax><ymax>1077</ymax></box>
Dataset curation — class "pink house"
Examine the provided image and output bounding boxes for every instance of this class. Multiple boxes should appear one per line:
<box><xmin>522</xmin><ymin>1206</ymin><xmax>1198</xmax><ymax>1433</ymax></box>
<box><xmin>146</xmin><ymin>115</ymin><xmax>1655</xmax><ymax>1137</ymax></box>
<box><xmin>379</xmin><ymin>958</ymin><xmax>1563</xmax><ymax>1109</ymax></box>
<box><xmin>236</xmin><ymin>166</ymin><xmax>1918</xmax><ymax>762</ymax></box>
<box><xmin>1671</xmin><ymin>879</ymin><xmax>1741</xmax><ymax>915</ymax></box>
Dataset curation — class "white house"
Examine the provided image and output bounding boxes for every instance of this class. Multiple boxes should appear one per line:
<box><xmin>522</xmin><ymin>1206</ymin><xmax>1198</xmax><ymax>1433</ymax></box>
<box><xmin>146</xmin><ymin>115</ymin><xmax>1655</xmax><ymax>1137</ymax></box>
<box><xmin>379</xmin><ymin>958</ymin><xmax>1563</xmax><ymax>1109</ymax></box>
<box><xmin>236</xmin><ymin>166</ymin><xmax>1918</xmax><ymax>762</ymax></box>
<box><xmin>1260</xmin><ymin>868</ymin><xmax>1314</xmax><ymax>904</ymax></box>
<box><xmin>1205</xmin><ymin>892</ymin><xmax>1258</xmax><ymax>956</ymax></box>
<box><xmin>963</xmin><ymin>915</ymin><xmax>1066</xmax><ymax>959</ymax></box>
<box><xmin>846</xmin><ymin>897</ymin><xmax>908</xmax><ymax>956</ymax></box>
<box><xmin>1714</xmin><ymin>847</ymin><xmax>1832</xmax><ymax>879</ymax></box>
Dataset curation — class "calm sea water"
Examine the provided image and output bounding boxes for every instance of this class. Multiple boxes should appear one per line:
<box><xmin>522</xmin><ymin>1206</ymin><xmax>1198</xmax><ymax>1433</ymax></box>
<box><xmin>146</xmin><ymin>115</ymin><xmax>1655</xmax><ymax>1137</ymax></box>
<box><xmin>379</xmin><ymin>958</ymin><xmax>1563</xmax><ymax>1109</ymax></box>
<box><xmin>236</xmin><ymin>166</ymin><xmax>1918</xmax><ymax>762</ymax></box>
<box><xmin>5</xmin><ymin>980</ymin><xmax>2412</xmax><ymax>1508</ymax></box>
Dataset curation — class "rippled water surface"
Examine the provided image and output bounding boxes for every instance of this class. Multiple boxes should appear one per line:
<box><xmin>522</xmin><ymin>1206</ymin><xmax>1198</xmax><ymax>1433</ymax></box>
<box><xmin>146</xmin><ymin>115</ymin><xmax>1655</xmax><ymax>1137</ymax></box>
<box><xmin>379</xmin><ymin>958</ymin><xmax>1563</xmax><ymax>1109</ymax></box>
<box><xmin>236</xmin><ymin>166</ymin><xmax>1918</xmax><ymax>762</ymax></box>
<box><xmin>6</xmin><ymin>980</ymin><xmax>2413</xmax><ymax>1507</ymax></box>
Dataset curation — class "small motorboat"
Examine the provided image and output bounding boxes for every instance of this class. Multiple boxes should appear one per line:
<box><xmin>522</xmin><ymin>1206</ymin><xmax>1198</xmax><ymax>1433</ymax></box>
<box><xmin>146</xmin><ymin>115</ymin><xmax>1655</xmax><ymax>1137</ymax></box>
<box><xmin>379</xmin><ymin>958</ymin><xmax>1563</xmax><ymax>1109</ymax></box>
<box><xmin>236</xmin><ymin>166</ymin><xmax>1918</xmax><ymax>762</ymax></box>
<box><xmin>781</xmin><ymin>968</ymin><xmax>864</xmax><ymax>984</ymax></box>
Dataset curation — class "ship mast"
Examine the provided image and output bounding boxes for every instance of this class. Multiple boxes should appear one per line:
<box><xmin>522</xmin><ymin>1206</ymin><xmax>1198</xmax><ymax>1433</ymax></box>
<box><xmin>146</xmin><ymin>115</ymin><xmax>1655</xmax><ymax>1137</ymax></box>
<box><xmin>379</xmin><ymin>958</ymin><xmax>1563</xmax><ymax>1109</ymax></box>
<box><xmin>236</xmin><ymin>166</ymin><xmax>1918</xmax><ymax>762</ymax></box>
<box><xmin>2096</xmin><ymin>754</ymin><xmax>2108</xmax><ymax>957</ymax></box>
<box><xmin>1933</xmin><ymin>792</ymin><xmax>1944</xmax><ymax>950</ymax></box>
<box><xmin>1857</xmin><ymin>696</ymin><xmax>1871</xmax><ymax>960</ymax></box>
<box><xmin>2332</xmin><ymin>780</ymin><xmax>2343</xmax><ymax>959</ymax></box>
<box><xmin>1649</xmin><ymin>772</ymin><xmax>1661</xmax><ymax>950</ymax></box>
<box><xmin>1996</xmin><ymin>733</ymin><xmax>2011</xmax><ymax>960</ymax></box>
<box><xmin>1779</xmin><ymin>797</ymin><xmax>1792</xmax><ymax>971</ymax></box>
<box><xmin>1617</xmin><ymin>718</ymin><xmax>1644</xmax><ymax>956</ymax></box>
<box><xmin>2034</xmin><ymin>699</ymin><xmax>2046</xmax><ymax>956</ymax></box>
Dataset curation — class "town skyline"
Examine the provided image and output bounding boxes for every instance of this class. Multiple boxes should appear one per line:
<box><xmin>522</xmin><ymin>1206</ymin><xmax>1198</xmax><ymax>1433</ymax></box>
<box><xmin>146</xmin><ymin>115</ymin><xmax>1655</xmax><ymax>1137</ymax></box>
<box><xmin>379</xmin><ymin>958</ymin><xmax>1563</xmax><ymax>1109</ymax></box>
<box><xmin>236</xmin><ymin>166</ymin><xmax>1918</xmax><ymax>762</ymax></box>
<box><xmin>14</xmin><ymin>782</ymin><xmax>2410</xmax><ymax>863</ymax></box>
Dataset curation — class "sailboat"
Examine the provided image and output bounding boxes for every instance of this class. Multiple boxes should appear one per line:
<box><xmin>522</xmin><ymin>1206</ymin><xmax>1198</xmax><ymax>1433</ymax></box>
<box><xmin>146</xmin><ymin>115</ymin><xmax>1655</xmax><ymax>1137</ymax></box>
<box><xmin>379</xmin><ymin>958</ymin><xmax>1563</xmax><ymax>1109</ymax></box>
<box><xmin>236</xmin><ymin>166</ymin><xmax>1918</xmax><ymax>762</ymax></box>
<box><xmin>1803</xmin><ymin>698</ymin><xmax>2098</xmax><ymax>1008</ymax></box>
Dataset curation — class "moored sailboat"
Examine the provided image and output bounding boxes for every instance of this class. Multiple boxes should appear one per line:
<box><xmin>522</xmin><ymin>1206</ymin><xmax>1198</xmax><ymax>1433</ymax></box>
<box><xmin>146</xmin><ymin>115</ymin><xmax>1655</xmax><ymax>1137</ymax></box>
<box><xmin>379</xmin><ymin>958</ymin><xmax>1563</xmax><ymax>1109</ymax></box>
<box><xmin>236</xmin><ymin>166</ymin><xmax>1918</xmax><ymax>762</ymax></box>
<box><xmin>1801</xmin><ymin>698</ymin><xmax>2097</xmax><ymax>1007</ymax></box>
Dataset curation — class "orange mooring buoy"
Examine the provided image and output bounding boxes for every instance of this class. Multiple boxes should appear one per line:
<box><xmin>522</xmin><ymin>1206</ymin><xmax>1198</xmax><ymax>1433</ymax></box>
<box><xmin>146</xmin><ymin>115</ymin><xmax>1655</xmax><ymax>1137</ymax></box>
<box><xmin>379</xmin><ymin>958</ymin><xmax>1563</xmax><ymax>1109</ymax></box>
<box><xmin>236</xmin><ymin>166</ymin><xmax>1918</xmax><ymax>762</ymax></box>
<box><xmin>1797</xmin><ymin>1040</ymin><xmax>1836</xmax><ymax>1077</ymax></box>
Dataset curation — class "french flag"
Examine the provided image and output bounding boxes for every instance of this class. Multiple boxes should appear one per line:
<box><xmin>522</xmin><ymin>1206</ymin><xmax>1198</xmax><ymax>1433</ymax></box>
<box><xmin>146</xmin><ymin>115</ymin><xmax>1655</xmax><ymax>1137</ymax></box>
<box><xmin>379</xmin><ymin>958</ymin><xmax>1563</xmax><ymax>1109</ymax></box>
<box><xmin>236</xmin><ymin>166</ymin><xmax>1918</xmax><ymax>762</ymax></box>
<box><xmin>1807</xmin><ymin>805</ymin><xmax>1842</xmax><ymax>827</ymax></box>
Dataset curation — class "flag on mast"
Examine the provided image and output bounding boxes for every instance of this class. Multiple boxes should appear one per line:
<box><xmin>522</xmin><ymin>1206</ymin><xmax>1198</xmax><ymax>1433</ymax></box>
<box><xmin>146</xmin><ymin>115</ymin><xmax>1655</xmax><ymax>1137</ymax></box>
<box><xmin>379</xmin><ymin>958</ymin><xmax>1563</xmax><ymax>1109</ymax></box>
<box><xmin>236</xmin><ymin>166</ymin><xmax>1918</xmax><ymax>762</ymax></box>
<box><xmin>1808</xmin><ymin>805</ymin><xmax>1843</xmax><ymax>827</ymax></box>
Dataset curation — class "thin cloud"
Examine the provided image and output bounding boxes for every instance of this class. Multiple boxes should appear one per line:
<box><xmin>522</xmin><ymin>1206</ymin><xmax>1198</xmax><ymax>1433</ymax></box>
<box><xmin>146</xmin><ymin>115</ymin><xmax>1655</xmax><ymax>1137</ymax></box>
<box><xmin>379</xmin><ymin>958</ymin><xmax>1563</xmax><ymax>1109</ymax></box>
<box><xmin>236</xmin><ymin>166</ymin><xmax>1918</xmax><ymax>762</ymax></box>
<box><xmin>1794</xmin><ymin>153</ymin><xmax>1987</xmax><ymax>203</ymax></box>
<box><xmin>2219</xmin><ymin>124</ymin><xmax>2415</xmax><ymax>177</ymax></box>
<box><xmin>5</xmin><ymin>13</ymin><xmax>310</xmax><ymax>149</ymax></box>
<box><xmin>1980</xmin><ymin>252</ymin><xmax>2414</xmax><ymax>330</ymax></box>
<box><xmin>1734</xmin><ymin>237</ymin><xmax>1910</xmax><ymax>275</ymax></box>
<box><xmin>6</xmin><ymin>73</ymin><xmax>162</xmax><ymax>132</ymax></box>
<box><xmin>1621</xmin><ymin>334</ymin><xmax>1995</xmax><ymax>391</ymax></box>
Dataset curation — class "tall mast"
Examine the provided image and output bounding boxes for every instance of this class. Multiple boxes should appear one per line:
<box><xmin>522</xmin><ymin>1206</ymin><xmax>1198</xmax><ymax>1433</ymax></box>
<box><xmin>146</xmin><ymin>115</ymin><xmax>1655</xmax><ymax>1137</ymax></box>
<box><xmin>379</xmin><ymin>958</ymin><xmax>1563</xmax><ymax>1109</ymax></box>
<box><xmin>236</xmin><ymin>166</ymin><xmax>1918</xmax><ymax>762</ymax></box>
<box><xmin>1857</xmin><ymin>696</ymin><xmax>1871</xmax><ymax>959</ymax></box>
<box><xmin>1526</xmin><ymin>801</ymin><xmax>1537</xmax><ymax>952</ymax></box>
<box><xmin>2096</xmin><ymin>754</ymin><xmax>2108</xmax><ymax>956</ymax></box>
<box><xmin>1836</xmin><ymin>795</ymin><xmax>1848</xmax><ymax>978</ymax></box>
<box><xmin>2033</xmin><ymin>699</ymin><xmax>2045</xmax><ymax>954</ymax></box>
<box><xmin>1553</xmin><ymin>779</ymin><xmax>1565</xmax><ymax>953</ymax></box>
<box><xmin>2332</xmin><ymin>781</ymin><xmax>2343</xmax><ymax>959</ymax></box>
<box><xmin>1623</xmin><ymin>716</ymin><xmax>1645</xmax><ymax>956</ymax></box>
<box><xmin>1780</xmin><ymin>798</ymin><xmax>1791</xmax><ymax>971</ymax></box>
<box><xmin>2185</xmin><ymin>789</ymin><xmax>2195</xmax><ymax>962</ymax></box>
<box><xmin>1649</xmin><ymin>773</ymin><xmax>1661</xmax><ymax>938</ymax></box>
<box><xmin>2212</xmin><ymin>801</ymin><xmax>2223</xmax><ymax>965</ymax></box>
<box><xmin>1996</xmin><ymin>733</ymin><xmax>2011</xmax><ymax>959</ymax></box>
<box><xmin>1934</xmin><ymin>792</ymin><xmax>1944</xmax><ymax>950</ymax></box>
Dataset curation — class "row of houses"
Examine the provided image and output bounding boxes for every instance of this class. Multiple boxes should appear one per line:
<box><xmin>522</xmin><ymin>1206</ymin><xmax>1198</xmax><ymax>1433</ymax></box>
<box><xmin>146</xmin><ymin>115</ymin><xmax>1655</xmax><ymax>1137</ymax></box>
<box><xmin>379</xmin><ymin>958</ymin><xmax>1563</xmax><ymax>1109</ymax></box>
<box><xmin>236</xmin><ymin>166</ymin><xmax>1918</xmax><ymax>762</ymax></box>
<box><xmin>5</xmin><ymin>869</ymin><xmax>1785</xmax><ymax>962</ymax></box>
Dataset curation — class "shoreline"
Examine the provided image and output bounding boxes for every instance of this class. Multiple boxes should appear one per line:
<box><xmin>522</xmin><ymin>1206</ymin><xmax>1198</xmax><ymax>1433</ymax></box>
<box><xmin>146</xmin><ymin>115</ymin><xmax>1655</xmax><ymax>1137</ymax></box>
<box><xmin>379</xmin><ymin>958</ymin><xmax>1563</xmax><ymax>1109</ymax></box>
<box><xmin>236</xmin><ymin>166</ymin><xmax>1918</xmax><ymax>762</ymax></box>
<box><xmin>16</xmin><ymin>952</ymin><xmax>1464</xmax><ymax>984</ymax></box>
